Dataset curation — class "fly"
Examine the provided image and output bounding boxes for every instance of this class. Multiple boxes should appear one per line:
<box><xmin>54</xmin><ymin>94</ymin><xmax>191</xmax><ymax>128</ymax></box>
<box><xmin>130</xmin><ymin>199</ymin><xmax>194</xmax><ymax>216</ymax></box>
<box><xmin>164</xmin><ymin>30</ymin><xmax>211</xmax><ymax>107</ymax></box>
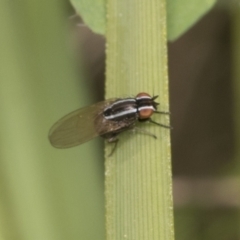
<box><xmin>48</xmin><ymin>92</ymin><xmax>170</xmax><ymax>155</ymax></box>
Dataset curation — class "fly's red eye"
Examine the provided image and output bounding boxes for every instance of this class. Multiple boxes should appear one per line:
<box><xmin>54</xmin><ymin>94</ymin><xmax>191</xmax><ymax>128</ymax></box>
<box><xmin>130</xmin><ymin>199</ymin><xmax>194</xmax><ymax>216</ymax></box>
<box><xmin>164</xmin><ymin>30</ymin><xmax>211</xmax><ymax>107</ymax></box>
<box><xmin>136</xmin><ymin>92</ymin><xmax>151</xmax><ymax>98</ymax></box>
<box><xmin>139</xmin><ymin>107</ymin><xmax>154</xmax><ymax>119</ymax></box>
<box><xmin>136</xmin><ymin>92</ymin><xmax>154</xmax><ymax>119</ymax></box>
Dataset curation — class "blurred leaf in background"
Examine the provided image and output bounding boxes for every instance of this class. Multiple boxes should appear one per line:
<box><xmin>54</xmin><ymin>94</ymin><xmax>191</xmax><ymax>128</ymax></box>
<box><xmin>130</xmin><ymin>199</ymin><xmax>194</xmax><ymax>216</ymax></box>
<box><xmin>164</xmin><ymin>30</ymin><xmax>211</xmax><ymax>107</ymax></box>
<box><xmin>167</xmin><ymin>0</ymin><xmax>217</xmax><ymax>40</ymax></box>
<box><xmin>70</xmin><ymin>0</ymin><xmax>106</xmax><ymax>35</ymax></box>
<box><xmin>70</xmin><ymin>0</ymin><xmax>217</xmax><ymax>40</ymax></box>
<box><xmin>169</xmin><ymin>2</ymin><xmax>240</xmax><ymax>240</ymax></box>
<box><xmin>0</xmin><ymin>1</ymin><xmax>105</xmax><ymax>240</ymax></box>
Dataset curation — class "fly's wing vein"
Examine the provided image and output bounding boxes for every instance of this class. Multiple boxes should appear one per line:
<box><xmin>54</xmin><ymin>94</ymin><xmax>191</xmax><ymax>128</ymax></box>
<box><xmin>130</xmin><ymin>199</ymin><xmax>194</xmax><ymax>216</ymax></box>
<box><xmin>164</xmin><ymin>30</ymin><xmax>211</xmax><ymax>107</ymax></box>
<box><xmin>48</xmin><ymin>99</ymin><xmax>117</xmax><ymax>148</ymax></box>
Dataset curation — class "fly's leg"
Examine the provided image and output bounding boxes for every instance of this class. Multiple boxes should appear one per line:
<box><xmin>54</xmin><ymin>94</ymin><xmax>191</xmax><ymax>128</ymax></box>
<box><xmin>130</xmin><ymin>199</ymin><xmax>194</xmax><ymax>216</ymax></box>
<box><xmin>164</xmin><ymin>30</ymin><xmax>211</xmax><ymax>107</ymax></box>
<box><xmin>154</xmin><ymin>110</ymin><xmax>171</xmax><ymax>115</ymax></box>
<box><xmin>148</xmin><ymin>119</ymin><xmax>172</xmax><ymax>129</ymax></box>
<box><xmin>107</xmin><ymin>136</ymin><xmax>119</xmax><ymax>157</ymax></box>
<box><xmin>133</xmin><ymin>127</ymin><xmax>157</xmax><ymax>139</ymax></box>
<box><xmin>101</xmin><ymin>132</ymin><xmax>120</xmax><ymax>157</ymax></box>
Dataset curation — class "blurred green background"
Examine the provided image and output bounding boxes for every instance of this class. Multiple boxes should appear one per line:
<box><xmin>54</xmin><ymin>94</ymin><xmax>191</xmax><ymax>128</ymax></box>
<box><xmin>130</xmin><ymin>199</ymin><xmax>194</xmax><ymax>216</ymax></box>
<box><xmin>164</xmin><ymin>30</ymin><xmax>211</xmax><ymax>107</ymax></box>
<box><xmin>0</xmin><ymin>1</ymin><xmax>105</xmax><ymax>240</ymax></box>
<box><xmin>169</xmin><ymin>3</ymin><xmax>240</xmax><ymax>239</ymax></box>
<box><xmin>0</xmin><ymin>0</ymin><xmax>239</xmax><ymax>240</ymax></box>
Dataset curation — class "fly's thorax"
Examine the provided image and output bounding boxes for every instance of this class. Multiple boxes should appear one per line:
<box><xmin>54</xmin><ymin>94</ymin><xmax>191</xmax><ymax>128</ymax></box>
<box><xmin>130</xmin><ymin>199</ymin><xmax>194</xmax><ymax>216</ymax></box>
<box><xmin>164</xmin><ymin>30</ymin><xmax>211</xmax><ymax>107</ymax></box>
<box><xmin>103</xmin><ymin>93</ymin><xmax>158</xmax><ymax>122</ymax></box>
<box><xmin>103</xmin><ymin>98</ymin><xmax>138</xmax><ymax>121</ymax></box>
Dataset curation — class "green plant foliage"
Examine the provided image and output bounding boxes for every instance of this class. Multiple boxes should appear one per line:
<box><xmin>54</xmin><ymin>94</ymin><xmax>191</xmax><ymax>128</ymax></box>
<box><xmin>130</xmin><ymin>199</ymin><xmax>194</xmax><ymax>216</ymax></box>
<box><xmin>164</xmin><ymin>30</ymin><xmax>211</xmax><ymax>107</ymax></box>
<box><xmin>70</xmin><ymin>0</ymin><xmax>216</xmax><ymax>40</ymax></box>
<box><xmin>167</xmin><ymin>0</ymin><xmax>217</xmax><ymax>40</ymax></box>
<box><xmin>0</xmin><ymin>1</ymin><xmax>105</xmax><ymax>239</ymax></box>
<box><xmin>70</xmin><ymin>0</ymin><xmax>106</xmax><ymax>34</ymax></box>
<box><xmin>104</xmin><ymin>0</ymin><xmax>174</xmax><ymax>239</ymax></box>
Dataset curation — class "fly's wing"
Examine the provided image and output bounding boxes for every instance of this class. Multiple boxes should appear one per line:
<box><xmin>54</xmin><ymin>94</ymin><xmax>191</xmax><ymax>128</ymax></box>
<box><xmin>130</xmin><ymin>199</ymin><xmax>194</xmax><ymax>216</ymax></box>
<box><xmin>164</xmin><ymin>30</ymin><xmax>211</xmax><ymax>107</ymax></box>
<box><xmin>49</xmin><ymin>99</ymin><xmax>117</xmax><ymax>148</ymax></box>
<box><xmin>95</xmin><ymin>111</ymin><xmax>137</xmax><ymax>138</ymax></box>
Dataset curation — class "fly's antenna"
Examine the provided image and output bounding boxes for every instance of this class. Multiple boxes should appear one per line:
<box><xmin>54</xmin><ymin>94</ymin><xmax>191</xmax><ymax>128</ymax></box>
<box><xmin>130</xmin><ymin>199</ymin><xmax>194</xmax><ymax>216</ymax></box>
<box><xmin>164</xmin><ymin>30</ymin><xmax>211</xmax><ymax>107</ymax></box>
<box><xmin>152</xmin><ymin>95</ymin><xmax>159</xmax><ymax>101</ymax></box>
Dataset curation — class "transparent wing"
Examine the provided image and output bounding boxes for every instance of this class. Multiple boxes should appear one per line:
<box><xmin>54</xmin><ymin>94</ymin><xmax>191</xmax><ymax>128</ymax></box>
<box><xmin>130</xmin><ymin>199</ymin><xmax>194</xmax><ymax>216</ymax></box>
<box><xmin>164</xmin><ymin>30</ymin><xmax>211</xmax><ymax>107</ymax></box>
<box><xmin>49</xmin><ymin>99</ymin><xmax>117</xmax><ymax>148</ymax></box>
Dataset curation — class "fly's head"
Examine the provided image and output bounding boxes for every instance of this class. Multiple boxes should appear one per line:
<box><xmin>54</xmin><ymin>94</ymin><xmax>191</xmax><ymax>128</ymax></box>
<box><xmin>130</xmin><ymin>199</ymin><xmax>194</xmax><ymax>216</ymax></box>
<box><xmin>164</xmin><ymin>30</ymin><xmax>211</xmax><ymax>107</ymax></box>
<box><xmin>136</xmin><ymin>92</ymin><xmax>159</xmax><ymax>120</ymax></box>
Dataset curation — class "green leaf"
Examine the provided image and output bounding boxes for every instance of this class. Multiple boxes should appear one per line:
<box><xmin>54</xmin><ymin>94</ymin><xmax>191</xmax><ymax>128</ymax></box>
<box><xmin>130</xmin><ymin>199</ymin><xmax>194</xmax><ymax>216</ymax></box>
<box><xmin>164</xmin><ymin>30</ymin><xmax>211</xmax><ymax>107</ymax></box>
<box><xmin>104</xmin><ymin>0</ymin><xmax>174</xmax><ymax>239</ymax></box>
<box><xmin>70</xmin><ymin>0</ymin><xmax>106</xmax><ymax>35</ymax></box>
<box><xmin>167</xmin><ymin>0</ymin><xmax>217</xmax><ymax>40</ymax></box>
<box><xmin>70</xmin><ymin>0</ymin><xmax>216</xmax><ymax>40</ymax></box>
<box><xmin>0</xmin><ymin>1</ymin><xmax>105</xmax><ymax>239</ymax></box>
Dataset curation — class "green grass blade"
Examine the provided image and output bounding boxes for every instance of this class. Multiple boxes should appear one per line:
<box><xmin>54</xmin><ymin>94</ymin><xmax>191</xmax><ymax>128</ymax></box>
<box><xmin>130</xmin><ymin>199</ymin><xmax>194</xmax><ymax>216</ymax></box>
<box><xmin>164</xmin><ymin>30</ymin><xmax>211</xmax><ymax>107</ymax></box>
<box><xmin>104</xmin><ymin>0</ymin><xmax>174</xmax><ymax>239</ymax></box>
<box><xmin>70</xmin><ymin>0</ymin><xmax>216</xmax><ymax>40</ymax></box>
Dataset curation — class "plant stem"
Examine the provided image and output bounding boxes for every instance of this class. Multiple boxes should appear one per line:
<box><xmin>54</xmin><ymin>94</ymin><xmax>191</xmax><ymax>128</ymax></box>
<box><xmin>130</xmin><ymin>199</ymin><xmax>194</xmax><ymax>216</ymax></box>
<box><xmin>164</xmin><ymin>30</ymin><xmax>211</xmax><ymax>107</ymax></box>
<box><xmin>105</xmin><ymin>0</ymin><xmax>174</xmax><ymax>239</ymax></box>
